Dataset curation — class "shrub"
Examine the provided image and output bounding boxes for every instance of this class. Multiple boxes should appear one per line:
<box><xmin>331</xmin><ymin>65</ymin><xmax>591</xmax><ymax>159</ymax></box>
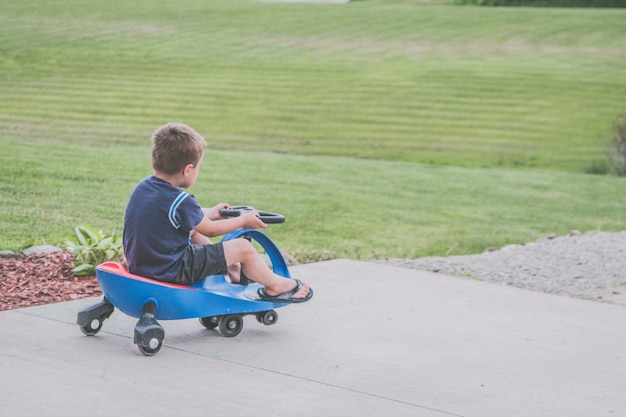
<box><xmin>583</xmin><ymin>159</ymin><xmax>610</xmax><ymax>175</ymax></box>
<box><xmin>605</xmin><ymin>116</ymin><xmax>626</xmax><ymax>177</ymax></box>
<box><xmin>453</xmin><ymin>0</ymin><xmax>626</xmax><ymax>6</ymax></box>
<box><xmin>65</xmin><ymin>226</ymin><xmax>123</xmax><ymax>276</ymax></box>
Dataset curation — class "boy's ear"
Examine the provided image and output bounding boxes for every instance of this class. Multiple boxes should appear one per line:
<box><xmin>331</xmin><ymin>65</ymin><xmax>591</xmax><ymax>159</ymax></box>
<box><xmin>183</xmin><ymin>163</ymin><xmax>194</xmax><ymax>177</ymax></box>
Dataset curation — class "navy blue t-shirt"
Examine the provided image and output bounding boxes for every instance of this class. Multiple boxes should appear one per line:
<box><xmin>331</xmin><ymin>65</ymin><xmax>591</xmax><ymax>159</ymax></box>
<box><xmin>123</xmin><ymin>176</ymin><xmax>204</xmax><ymax>281</ymax></box>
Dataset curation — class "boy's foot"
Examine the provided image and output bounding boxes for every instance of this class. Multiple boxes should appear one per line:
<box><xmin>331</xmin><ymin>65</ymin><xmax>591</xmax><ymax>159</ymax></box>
<box><xmin>258</xmin><ymin>279</ymin><xmax>313</xmax><ymax>303</ymax></box>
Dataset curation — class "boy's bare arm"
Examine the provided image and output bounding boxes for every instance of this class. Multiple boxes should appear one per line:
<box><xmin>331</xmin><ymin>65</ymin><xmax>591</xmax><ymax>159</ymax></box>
<box><xmin>194</xmin><ymin>211</ymin><xmax>267</xmax><ymax>238</ymax></box>
<box><xmin>202</xmin><ymin>203</ymin><xmax>231</xmax><ymax>221</ymax></box>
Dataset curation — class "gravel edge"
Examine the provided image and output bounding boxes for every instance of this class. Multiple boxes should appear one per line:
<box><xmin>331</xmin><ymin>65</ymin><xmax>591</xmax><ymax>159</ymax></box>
<box><xmin>372</xmin><ymin>231</ymin><xmax>626</xmax><ymax>307</ymax></box>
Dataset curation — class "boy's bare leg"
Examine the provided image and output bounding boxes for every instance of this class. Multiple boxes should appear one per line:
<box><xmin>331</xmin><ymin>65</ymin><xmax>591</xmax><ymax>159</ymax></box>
<box><xmin>227</xmin><ymin>263</ymin><xmax>242</xmax><ymax>283</ymax></box>
<box><xmin>222</xmin><ymin>239</ymin><xmax>310</xmax><ymax>298</ymax></box>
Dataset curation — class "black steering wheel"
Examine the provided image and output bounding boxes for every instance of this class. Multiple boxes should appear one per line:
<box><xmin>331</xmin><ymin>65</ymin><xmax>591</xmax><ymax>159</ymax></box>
<box><xmin>219</xmin><ymin>205</ymin><xmax>285</xmax><ymax>224</ymax></box>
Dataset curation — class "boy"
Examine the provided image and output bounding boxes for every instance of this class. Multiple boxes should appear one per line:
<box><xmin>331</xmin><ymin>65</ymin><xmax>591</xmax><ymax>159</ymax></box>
<box><xmin>122</xmin><ymin>123</ymin><xmax>312</xmax><ymax>303</ymax></box>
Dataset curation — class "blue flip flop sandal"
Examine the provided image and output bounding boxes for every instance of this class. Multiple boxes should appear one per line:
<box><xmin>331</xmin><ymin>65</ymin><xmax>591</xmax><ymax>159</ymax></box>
<box><xmin>257</xmin><ymin>279</ymin><xmax>313</xmax><ymax>303</ymax></box>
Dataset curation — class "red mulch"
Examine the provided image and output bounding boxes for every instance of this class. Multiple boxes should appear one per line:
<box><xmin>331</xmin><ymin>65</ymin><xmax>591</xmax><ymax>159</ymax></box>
<box><xmin>0</xmin><ymin>252</ymin><xmax>102</xmax><ymax>311</ymax></box>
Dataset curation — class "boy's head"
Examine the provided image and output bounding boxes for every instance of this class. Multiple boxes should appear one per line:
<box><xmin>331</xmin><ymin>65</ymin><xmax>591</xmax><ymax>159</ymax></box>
<box><xmin>151</xmin><ymin>123</ymin><xmax>207</xmax><ymax>175</ymax></box>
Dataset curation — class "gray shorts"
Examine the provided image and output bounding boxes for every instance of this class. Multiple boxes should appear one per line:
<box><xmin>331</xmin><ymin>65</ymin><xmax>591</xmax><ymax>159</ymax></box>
<box><xmin>173</xmin><ymin>243</ymin><xmax>228</xmax><ymax>285</ymax></box>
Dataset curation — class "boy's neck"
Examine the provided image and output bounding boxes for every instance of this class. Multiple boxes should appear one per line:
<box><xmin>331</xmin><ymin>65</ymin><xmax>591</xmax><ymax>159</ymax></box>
<box><xmin>154</xmin><ymin>171</ymin><xmax>185</xmax><ymax>188</ymax></box>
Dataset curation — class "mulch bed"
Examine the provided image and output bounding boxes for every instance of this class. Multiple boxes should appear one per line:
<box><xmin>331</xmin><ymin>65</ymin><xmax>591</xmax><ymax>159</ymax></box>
<box><xmin>0</xmin><ymin>252</ymin><xmax>102</xmax><ymax>311</ymax></box>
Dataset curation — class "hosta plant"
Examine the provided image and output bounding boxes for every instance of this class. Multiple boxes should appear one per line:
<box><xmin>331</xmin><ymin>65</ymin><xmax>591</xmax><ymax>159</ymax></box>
<box><xmin>65</xmin><ymin>226</ymin><xmax>123</xmax><ymax>276</ymax></box>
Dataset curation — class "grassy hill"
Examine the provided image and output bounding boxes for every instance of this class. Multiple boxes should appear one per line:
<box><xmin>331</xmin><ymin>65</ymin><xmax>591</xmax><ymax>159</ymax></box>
<box><xmin>1</xmin><ymin>0</ymin><xmax>625</xmax><ymax>259</ymax></box>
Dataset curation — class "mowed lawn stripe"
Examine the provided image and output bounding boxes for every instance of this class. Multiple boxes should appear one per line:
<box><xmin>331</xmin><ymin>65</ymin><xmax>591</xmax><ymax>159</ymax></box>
<box><xmin>1</xmin><ymin>0</ymin><xmax>625</xmax><ymax>254</ymax></box>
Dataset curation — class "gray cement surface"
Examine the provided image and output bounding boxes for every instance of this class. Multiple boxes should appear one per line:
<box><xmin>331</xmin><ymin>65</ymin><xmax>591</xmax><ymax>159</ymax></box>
<box><xmin>1</xmin><ymin>260</ymin><xmax>624</xmax><ymax>417</ymax></box>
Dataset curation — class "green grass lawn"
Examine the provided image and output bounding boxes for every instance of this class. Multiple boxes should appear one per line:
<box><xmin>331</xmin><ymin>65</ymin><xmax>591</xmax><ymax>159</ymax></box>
<box><xmin>1</xmin><ymin>0</ymin><xmax>625</xmax><ymax>259</ymax></box>
<box><xmin>2</xmin><ymin>141</ymin><xmax>624</xmax><ymax>259</ymax></box>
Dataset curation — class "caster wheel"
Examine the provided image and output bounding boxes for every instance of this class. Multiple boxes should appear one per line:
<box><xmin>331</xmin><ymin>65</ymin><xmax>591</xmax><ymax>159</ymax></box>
<box><xmin>133</xmin><ymin>303</ymin><xmax>164</xmax><ymax>356</ymax></box>
<box><xmin>256</xmin><ymin>310</ymin><xmax>278</xmax><ymax>326</ymax></box>
<box><xmin>199</xmin><ymin>316</ymin><xmax>219</xmax><ymax>329</ymax></box>
<box><xmin>218</xmin><ymin>315</ymin><xmax>243</xmax><ymax>337</ymax></box>
<box><xmin>76</xmin><ymin>298</ymin><xmax>114</xmax><ymax>336</ymax></box>
<box><xmin>79</xmin><ymin>318</ymin><xmax>103</xmax><ymax>336</ymax></box>
<box><xmin>137</xmin><ymin>337</ymin><xmax>162</xmax><ymax>356</ymax></box>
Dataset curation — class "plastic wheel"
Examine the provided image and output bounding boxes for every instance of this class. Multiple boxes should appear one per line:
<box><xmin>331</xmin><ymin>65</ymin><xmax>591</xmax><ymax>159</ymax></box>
<box><xmin>218</xmin><ymin>315</ymin><xmax>244</xmax><ymax>337</ymax></box>
<box><xmin>256</xmin><ymin>310</ymin><xmax>278</xmax><ymax>326</ymax></box>
<box><xmin>137</xmin><ymin>337</ymin><xmax>162</xmax><ymax>356</ymax></box>
<box><xmin>199</xmin><ymin>316</ymin><xmax>219</xmax><ymax>329</ymax></box>
<box><xmin>78</xmin><ymin>318</ymin><xmax>103</xmax><ymax>336</ymax></box>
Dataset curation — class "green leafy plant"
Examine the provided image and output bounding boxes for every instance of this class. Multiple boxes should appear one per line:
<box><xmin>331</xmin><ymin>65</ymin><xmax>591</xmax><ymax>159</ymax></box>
<box><xmin>65</xmin><ymin>226</ymin><xmax>123</xmax><ymax>276</ymax></box>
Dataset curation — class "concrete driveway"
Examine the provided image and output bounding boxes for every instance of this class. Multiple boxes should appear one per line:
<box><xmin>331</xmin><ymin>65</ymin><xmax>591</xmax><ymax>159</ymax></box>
<box><xmin>1</xmin><ymin>259</ymin><xmax>624</xmax><ymax>417</ymax></box>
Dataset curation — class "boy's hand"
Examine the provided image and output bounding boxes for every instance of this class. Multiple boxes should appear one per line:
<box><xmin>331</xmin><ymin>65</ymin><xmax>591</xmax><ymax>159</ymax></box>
<box><xmin>204</xmin><ymin>203</ymin><xmax>232</xmax><ymax>220</ymax></box>
<box><xmin>242</xmin><ymin>211</ymin><xmax>267</xmax><ymax>229</ymax></box>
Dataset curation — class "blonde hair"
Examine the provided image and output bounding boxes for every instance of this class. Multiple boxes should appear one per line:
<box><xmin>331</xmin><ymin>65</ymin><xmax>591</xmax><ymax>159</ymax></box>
<box><xmin>151</xmin><ymin>123</ymin><xmax>207</xmax><ymax>175</ymax></box>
